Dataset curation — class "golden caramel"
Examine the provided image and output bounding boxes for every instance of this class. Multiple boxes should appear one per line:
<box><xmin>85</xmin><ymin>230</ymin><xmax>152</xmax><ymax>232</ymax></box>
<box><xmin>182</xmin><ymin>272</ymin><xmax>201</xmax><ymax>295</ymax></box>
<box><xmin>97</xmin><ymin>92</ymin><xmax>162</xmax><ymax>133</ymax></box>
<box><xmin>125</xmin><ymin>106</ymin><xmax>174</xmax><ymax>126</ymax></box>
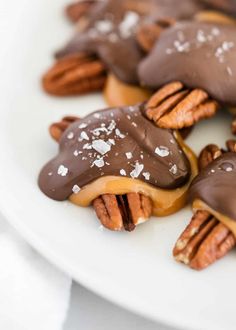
<box><xmin>195</xmin><ymin>10</ymin><xmax>236</xmax><ymax>25</ymax></box>
<box><xmin>193</xmin><ymin>199</ymin><xmax>236</xmax><ymax>238</ymax></box>
<box><xmin>103</xmin><ymin>74</ymin><xmax>152</xmax><ymax>107</ymax></box>
<box><xmin>70</xmin><ymin>132</ymin><xmax>198</xmax><ymax>217</ymax></box>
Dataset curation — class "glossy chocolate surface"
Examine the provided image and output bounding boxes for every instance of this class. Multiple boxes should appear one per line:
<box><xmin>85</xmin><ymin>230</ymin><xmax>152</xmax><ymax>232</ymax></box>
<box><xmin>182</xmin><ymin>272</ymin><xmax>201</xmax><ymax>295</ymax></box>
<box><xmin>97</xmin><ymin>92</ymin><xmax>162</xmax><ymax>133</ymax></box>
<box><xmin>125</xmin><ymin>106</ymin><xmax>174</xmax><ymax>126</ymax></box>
<box><xmin>38</xmin><ymin>104</ymin><xmax>191</xmax><ymax>201</ymax></box>
<box><xmin>56</xmin><ymin>0</ymin><xmax>204</xmax><ymax>84</ymax></box>
<box><xmin>200</xmin><ymin>0</ymin><xmax>236</xmax><ymax>15</ymax></box>
<box><xmin>139</xmin><ymin>22</ymin><xmax>236</xmax><ymax>105</ymax></box>
<box><xmin>189</xmin><ymin>153</ymin><xmax>236</xmax><ymax>220</ymax></box>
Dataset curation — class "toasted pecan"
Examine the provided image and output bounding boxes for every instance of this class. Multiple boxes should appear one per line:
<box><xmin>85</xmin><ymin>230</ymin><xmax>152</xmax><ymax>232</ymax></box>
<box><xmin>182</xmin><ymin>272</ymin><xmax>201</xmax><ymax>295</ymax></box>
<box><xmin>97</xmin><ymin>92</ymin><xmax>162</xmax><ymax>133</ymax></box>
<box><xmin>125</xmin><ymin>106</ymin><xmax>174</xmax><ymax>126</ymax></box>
<box><xmin>226</xmin><ymin>139</ymin><xmax>236</xmax><ymax>153</ymax></box>
<box><xmin>49</xmin><ymin>116</ymin><xmax>79</xmax><ymax>141</ymax></box>
<box><xmin>198</xmin><ymin>144</ymin><xmax>222</xmax><ymax>170</ymax></box>
<box><xmin>136</xmin><ymin>18</ymin><xmax>174</xmax><ymax>52</ymax></box>
<box><xmin>231</xmin><ymin>116</ymin><xmax>236</xmax><ymax>135</ymax></box>
<box><xmin>145</xmin><ymin>82</ymin><xmax>219</xmax><ymax>130</ymax></box>
<box><xmin>199</xmin><ymin>140</ymin><xmax>236</xmax><ymax>170</ymax></box>
<box><xmin>66</xmin><ymin>0</ymin><xmax>97</xmax><ymax>23</ymax></box>
<box><xmin>173</xmin><ymin>140</ymin><xmax>236</xmax><ymax>270</ymax></box>
<box><xmin>93</xmin><ymin>193</ymin><xmax>152</xmax><ymax>231</ymax></box>
<box><xmin>49</xmin><ymin>116</ymin><xmax>153</xmax><ymax>231</ymax></box>
<box><xmin>173</xmin><ymin>210</ymin><xmax>236</xmax><ymax>270</ymax></box>
<box><xmin>42</xmin><ymin>54</ymin><xmax>107</xmax><ymax>96</ymax></box>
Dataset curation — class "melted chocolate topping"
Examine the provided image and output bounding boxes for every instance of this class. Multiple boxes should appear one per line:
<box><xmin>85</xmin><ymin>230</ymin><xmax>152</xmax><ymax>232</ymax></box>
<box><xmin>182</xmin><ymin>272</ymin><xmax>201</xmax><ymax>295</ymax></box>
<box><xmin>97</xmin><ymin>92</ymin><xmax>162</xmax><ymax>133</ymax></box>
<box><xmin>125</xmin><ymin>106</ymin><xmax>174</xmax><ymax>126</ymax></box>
<box><xmin>189</xmin><ymin>153</ymin><xmax>236</xmax><ymax>221</ymax></box>
<box><xmin>139</xmin><ymin>22</ymin><xmax>236</xmax><ymax>105</ymax></box>
<box><xmin>56</xmin><ymin>0</ymin><xmax>204</xmax><ymax>84</ymax></box>
<box><xmin>38</xmin><ymin>104</ymin><xmax>191</xmax><ymax>201</ymax></box>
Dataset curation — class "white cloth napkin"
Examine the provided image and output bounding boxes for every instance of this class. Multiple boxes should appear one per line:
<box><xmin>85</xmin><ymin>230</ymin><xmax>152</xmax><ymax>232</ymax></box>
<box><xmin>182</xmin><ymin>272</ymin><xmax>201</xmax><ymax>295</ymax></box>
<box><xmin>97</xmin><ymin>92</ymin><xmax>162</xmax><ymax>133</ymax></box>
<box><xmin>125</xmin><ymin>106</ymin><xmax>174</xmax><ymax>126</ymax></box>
<box><xmin>0</xmin><ymin>214</ymin><xmax>72</xmax><ymax>330</ymax></box>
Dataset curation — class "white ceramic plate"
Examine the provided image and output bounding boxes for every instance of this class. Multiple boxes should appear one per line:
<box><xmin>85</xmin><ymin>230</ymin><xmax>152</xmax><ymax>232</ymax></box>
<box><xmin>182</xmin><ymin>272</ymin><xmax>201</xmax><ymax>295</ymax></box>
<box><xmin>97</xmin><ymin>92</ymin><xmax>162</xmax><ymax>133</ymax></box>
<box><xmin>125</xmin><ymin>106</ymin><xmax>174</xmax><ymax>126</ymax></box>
<box><xmin>0</xmin><ymin>1</ymin><xmax>236</xmax><ymax>329</ymax></box>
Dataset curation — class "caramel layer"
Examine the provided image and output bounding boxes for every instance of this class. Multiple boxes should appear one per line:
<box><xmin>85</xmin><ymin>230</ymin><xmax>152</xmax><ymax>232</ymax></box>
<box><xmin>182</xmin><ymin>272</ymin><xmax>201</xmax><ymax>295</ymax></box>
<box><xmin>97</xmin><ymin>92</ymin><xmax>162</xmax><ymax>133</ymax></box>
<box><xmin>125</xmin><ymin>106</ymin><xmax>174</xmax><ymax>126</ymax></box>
<box><xmin>70</xmin><ymin>132</ymin><xmax>198</xmax><ymax>216</ymax></box>
<box><xmin>195</xmin><ymin>10</ymin><xmax>236</xmax><ymax>25</ymax></box>
<box><xmin>103</xmin><ymin>74</ymin><xmax>152</xmax><ymax>107</ymax></box>
<box><xmin>193</xmin><ymin>199</ymin><xmax>236</xmax><ymax>238</ymax></box>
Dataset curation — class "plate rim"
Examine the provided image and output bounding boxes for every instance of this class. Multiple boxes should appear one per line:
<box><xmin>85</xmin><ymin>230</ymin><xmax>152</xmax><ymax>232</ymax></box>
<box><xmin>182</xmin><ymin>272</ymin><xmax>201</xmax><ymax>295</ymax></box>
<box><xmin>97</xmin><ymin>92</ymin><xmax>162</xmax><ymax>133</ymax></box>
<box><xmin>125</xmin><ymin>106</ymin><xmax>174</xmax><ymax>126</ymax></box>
<box><xmin>0</xmin><ymin>1</ymin><xmax>234</xmax><ymax>329</ymax></box>
<box><xmin>0</xmin><ymin>198</ymin><xmax>196</xmax><ymax>330</ymax></box>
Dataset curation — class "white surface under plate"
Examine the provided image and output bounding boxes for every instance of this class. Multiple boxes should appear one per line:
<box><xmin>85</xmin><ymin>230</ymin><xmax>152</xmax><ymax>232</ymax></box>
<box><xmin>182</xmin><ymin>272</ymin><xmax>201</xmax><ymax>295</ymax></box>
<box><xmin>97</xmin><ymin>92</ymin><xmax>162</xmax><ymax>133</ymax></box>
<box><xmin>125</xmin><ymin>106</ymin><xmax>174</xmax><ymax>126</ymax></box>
<box><xmin>0</xmin><ymin>1</ymin><xmax>236</xmax><ymax>330</ymax></box>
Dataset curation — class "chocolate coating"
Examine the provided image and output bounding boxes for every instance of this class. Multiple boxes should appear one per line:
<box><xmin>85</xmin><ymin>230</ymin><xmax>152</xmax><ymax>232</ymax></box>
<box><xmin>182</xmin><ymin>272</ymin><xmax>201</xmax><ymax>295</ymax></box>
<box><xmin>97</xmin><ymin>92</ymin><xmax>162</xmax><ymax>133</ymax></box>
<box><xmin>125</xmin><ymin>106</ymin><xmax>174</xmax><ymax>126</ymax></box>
<box><xmin>189</xmin><ymin>153</ymin><xmax>236</xmax><ymax>221</ymax></box>
<box><xmin>56</xmin><ymin>0</ymin><xmax>204</xmax><ymax>84</ymax></box>
<box><xmin>38</xmin><ymin>104</ymin><xmax>191</xmax><ymax>201</ymax></box>
<box><xmin>139</xmin><ymin>22</ymin><xmax>236</xmax><ymax>105</ymax></box>
<box><xmin>200</xmin><ymin>0</ymin><xmax>236</xmax><ymax>16</ymax></box>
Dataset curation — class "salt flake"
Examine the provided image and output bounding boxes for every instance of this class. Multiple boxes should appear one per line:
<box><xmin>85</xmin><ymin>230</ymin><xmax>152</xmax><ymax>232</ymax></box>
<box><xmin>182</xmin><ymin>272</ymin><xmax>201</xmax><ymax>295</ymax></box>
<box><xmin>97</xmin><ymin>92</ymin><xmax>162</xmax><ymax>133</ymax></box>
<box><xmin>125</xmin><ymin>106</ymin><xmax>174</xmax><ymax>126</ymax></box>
<box><xmin>92</xmin><ymin>140</ymin><xmax>111</xmax><ymax>155</ymax></box>
<box><xmin>72</xmin><ymin>185</ymin><xmax>81</xmax><ymax>194</ymax></box>
<box><xmin>57</xmin><ymin>165</ymin><xmax>68</xmax><ymax>177</ymax></box>
<box><xmin>79</xmin><ymin>131</ymin><xmax>89</xmax><ymax>141</ymax></box>
<box><xmin>67</xmin><ymin>132</ymin><xmax>74</xmax><ymax>139</ymax></box>
<box><xmin>79</xmin><ymin>123</ymin><xmax>87</xmax><ymax>129</ymax></box>
<box><xmin>92</xmin><ymin>158</ymin><xmax>105</xmax><ymax>168</ymax></box>
<box><xmin>155</xmin><ymin>146</ymin><xmax>170</xmax><ymax>157</ymax></box>
<box><xmin>115</xmin><ymin>128</ymin><xmax>125</xmax><ymax>139</ymax></box>
<box><xmin>130</xmin><ymin>162</ymin><xmax>144</xmax><ymax>178</ymax></box>
<box><xmin>143</xmin><ymin>172</ymin><xmax>150</xmax><ymax>180</ymax></box>
<box><xmin>126</xmin><ymin>152</ymin><xmax>132</xmax><ymax>159</ymax></box>
<box><xmin>120</xmin><ymin>169</ymin><xmax>126</xmax><ymax>176</ymax></box>
<box><xmin>169</xmin><ymin>164</ymin><xmax>178</xmax><ymax>175</ymax></box>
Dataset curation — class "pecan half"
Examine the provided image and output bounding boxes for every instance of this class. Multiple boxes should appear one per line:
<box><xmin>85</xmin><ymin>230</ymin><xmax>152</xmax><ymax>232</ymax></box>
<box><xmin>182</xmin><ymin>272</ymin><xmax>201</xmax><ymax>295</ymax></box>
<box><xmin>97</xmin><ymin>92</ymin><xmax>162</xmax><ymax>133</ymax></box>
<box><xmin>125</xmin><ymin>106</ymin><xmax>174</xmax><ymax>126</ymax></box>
<box><xmin>49</xmin><ymin>116</ymin><xmax>79</xmax><ymax>141</ymax></box>
<box><xmin>173</xmin><ymin>210</ymin><xmax>236</xmax><ymax>270</ymax></box>
<box><xmin>136</xmin><ymin>18</ymin><xmax>174</xmax><ymax>53</ymax></box>
<box><xmin>173</xmin><ymin>140</ymin><xmax>236</xmax><ymax>270</ymax></box>
<box><xmin>93</xmin><ymin>193</ymin><xmax>152</xmax><ymax>231</ymax></box>
<box><xmin>66</xmin><ymin>0</ymin><xmax>96</xmax><ymax>23</ymax></box>
<box><xmin>198</xmin><ymin>144</ymin><xmax>222</xmax><ymax>170</ymax></box>
<box><xmin>49</xmin><ymin>117</ymin><xmax>153</xmax><ymax>231</ymax></box>
<box><xmin>145</xmin><ymin>82</ymin><xmax>219</xmax><ymax>130</ymax></box>
<box><xmin>231</xmin><ymin>116</ymin><xmax>236</xmax><ymax>135</ymax></box>
<box><xmin>42</xmin><ymin>54</ymin><xmax>107</xmax><ymax>96</ymax></box>
<box><xmin>226</xmin><ymin>139</ymin><xmax>236</xmax><ymax>153</ymax></box>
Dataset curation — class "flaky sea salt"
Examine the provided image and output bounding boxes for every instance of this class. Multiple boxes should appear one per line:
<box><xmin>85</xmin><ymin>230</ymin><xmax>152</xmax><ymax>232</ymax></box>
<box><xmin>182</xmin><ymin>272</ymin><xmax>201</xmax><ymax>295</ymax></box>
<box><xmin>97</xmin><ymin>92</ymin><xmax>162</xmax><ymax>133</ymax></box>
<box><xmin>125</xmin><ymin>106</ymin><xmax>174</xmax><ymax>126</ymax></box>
<box><xmin>92</xmin><ymin>158</ymin><xmax>105</xmax><ymax>168</ymax></box>
<box><xmin>92</xmin><ymin>140</ymin><xmax>111</xmax><ymax>155</ymax></box>
<box><xmin>79</xmin><ymin>123</ymin><xmax>87</xmax><ymax>129</ymax></box>
<box><xmin>126</xmin><ymin>152</ymin><xmax>132</xmax><ymax>159</ymax></box>
<box><xmin>169</xmin><ymin>164</ymin><xmax>178</xmax><ymax>175</ymax></box>
<box><xmin>143</xmin><ymin>172</ymin><xmax>150</xmax><ymax>180</ymax></box>
<box><xmin>119</xmin><ymin>11</ymin><xmax>139</xmax><ymax>38</ymax></box>
<box><xmin>155</xmin><ymin>146</ymin><xmax>170</xmax><ymax>157</ymax></box>
<box><xmin>130</xmin><ymin>162</ymin><xmax>144</xmax><ymax>178</ymax></box>
<box><xmin>115</xmin><ymin>128</ymin><xmax>125</xmax><ymax>139</ymax></box>
<box><xmin>57</xmin><ymin>165</ymin><xmax>68</xmax><ymax>177</ymax></box>
<box><xmin>95</xmin><ymin>20</ymin><xmax>113</xmax><ymax>34</ymax></box>
<box><xmin>73</xmin><ymin>150</ymin><xmax>82</xmax><ymax>156</ymax></box>
<box><xmin>67</xmin><ymin>132</ymin><xmax>74</xmax><ymax>139</ymax></box>
<box><xmin>120</xmin><ymin>169</ymin><xmax>126</xmax><ymax>176</ymax></box>
<box><xmin>83</xmin><ymin>143</ymin><xmax>92</xmax><ymax>150</ymax></box>
<box><xmin>72</xmin><ymin>185</ymin><xmax>81</xmax><ymax>194</ymax></box>
<box><xmin>79</xmin><ymin>131</ymin><xmax>89</xmax><ymax>141</ymax></box>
